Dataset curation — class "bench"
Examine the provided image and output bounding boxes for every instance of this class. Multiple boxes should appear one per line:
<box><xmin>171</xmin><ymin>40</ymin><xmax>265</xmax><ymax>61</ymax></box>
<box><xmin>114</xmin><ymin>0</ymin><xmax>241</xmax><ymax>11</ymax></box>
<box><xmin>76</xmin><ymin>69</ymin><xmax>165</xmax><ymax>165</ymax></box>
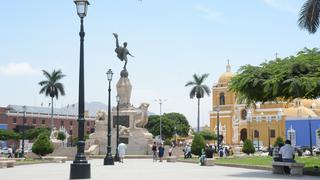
<box><xmin>204</xmin><ymin>158</ymin><xmax>215</xmax><ymax>166</ymax></box>
<box><xmin>42</xmin><ymin>156</ymin><xmax>68</xmax><ymax>163</ymax></box>
<box><xmin>0</xmin><ymin>160</ymin><xmax>16</xmax><ymax>168</ymax></box>
<box><xmin>166</xmin><ymin>156</ymin><xmax>177</xmax><ymax>163</ymax></box>
<box><xmin>272</xmin><ymin>161</ymin><xmax>305</xmax><ymax>176</ymax></box>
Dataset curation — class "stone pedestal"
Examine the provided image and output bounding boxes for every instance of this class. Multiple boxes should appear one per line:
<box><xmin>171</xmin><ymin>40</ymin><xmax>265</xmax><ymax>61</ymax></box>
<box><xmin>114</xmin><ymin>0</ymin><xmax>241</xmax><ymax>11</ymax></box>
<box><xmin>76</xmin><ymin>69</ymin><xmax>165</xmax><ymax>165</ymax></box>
<box><xmin>87</xmin><ymin>72</ymin><xmax>154</xmax><ymax>155</ymax></box>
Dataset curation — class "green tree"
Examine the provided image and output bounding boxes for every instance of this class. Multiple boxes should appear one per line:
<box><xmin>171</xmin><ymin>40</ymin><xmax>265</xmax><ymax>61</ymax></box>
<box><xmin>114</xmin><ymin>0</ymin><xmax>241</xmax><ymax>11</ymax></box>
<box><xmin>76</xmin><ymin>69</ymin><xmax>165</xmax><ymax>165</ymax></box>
<box><xmin>191</xmin><ymin>133</ymin><xmax>206</xmax><ymax>156</ymax></box>
<box><xmin>32</xmin><ymin>133</ymin><xmax>54</xmax><ymax>156</ymax></box>
<box><xmin>229</xmin><ymin>48</ymin><xmax>320</xmax><ymax>106</ymax></box>
<box><xmin>0</xmin><ymin>130</ymin><xmax>20</xmax><ymax>140</ymax></box>
<box><xmin>57</xmin><ymin>132</ymin><xmax>66</xmax><ymax>141</ymax></box>
<box><xmin>25</xmin><ymin>127</ymin><xmax>50</xmax><ymax>140</ymax></box>
<box><xmin>38</xmin><ymin>69</ymin><xmax>66</xmax><ymax>131</ymax></box>
<box><xmin>274</xmin><ymin>136</ymin><xmax>284</xmax><ymax>147</ymax></box>
<box><xmin>298</xmin><ymin>0</ymin><xmax>320</xmax><ymax>34</ymax></box>
<box><xmin>242</xmin><ymin>139</ymin><xmax>255</xmax><ymax>155</ymax></box>
<box><xmin>163</xmin><ymin>112</ymin><xmax>190</xmax><ymax>137</ymax></box>
<box><xmin>185</xmin><ymin>73</ymin><xmax>211</xmax><ymax>132</ymax></box>
<box><xmin>145</xmin><ymin>115</ymin><xmax>175</xmax><ymax>139</ymax></box>
<box><xmin>199</xmin><ymin>130</ymin><xmax>217</xmax><ymax>141</ymax></box>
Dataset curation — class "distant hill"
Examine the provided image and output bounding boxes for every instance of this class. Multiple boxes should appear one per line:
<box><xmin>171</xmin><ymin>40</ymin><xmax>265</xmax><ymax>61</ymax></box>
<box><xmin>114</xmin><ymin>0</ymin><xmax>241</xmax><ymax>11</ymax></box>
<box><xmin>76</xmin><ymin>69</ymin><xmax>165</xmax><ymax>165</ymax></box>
<box><xmin>62</xmin><ymin>101</ymin><xmax>155</xmax><ymax>117</ymax></box>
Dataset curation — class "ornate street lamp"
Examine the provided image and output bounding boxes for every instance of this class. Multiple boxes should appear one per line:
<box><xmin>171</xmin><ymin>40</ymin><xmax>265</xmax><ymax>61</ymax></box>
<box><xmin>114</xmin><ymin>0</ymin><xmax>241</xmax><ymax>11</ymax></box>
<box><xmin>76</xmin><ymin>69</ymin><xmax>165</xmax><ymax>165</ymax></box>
<box><xmin>21</xmin><ymin>105</ymin><xmax>26</xmax><ymax>158</ymax></box>
<box><xmin>104</xmin><ymin>69</ymin><xmax>114</xmax><ymax>165</ymax></box>
<box><xmin>70</xmin><ymin>0</ymin><xmax>91</xmax><ymax>179</ymax></box>
<box><xmin>267</xmin><ymin>116</ymin><xmax>272</xmax><ymax>152</ymax></box>
<box><xmin>114</xmin><ymin>95</ymin><xmax>120</xmax><ymax>162</ymax></box>
<box><xmin>216</xmin><ymin>106</ymin><xmax>220</xmax><ymax>151</ymax></box>
<box><xmin>308</xmin><ymin>115</ymin><xmax>313</xmax><ymax>156</ymax></box>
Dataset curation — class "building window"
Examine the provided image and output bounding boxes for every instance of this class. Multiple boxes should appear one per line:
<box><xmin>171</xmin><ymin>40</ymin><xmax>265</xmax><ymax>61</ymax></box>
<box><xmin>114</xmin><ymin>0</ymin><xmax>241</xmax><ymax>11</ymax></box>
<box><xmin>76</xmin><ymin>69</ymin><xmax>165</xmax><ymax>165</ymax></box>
<box><xmin>219</xmin><ymin>92</ymin><xmax>225</xmax><ymax>105</ymax></box>
<box><xmin>254</xmin><ymin>130</ymin><xmax>260</xmax><ymax>138</ymax></box>
<box><xmin>23</xmin><ymin>118</ymin><xmax>27</xmax><ymax>124</ymax></box>
<box><xmin>87</xmin><ymin>121</ymin><xmax>90</xmax><ymax>126</ymax></box>
<box><xmin>42</xmin><ymin>119</ymin><xmax>46</xmax><ymax>125</ymax></box>
<box><xmin>241</xmin><ymin>109</ymin><xmax>247</xmax><ymax>120</ymax></box>
<box><xmin>61</xmin><ymin>120</ymin><xmax>64</xmax><ymax>126</ymax></box>
<box><xmin>69</xmin><ymin>130</ymin><xmax>73</xmax><ymax>135</ymax></box>
<box><xmin>33</xmin><ymin>119</ymin><xmax>37</xmax><ymax>125</ymax></box>
<box><xmin>270</xmin><ymin>129</ymin><xmax>276</xmax><ymax>138</ymax></box>
<box><xmin>13</xmin><ymin>118</ymin><xmax>17</xmax><ymax>124</ymax></box>
<box><xmin>70</xmin><ymin>121</ymin><xmax>73</xmax><ymax>126</ymax></box>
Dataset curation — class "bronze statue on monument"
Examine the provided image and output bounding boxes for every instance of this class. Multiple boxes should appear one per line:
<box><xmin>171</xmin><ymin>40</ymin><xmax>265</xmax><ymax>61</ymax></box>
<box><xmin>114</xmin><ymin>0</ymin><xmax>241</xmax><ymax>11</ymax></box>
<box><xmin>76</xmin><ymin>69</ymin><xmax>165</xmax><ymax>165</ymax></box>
<box><xmin>113</xmin><ymin>33</ymin><xmax>134</xmax><ymax>76</ymax></box>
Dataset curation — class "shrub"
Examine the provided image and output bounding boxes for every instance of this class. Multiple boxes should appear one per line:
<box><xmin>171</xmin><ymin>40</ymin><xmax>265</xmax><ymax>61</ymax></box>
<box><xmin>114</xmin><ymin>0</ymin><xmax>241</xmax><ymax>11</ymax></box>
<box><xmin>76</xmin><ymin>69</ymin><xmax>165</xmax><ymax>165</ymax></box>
<box><xmin>32</xmin><ymin>133</ymin><xmax>54</xmax><ymax>156</ymax></box>
<box><xmin>242</xmin><ymin>139</ymin><xmax>255</xmax><ymax>155</ymax></box>
<box><xmin>57</xmin><ymin>132</ymin><xmax>66</xmax><ymax>141</ymax></box>
<box><xmin>163</xmin><ymin>139</ymin><xmax>171</xmax><ymax>146</ymax></box>
<box><xmin>274</xmin><ymin>136</ymin><xmax>284</xmax><ymax>147</ymax></box>
<box><xmin>199</xmin><ymin>130</ymin><xmax>217</xmax><ymax>141</ymax></box>
<box><xmin>191</xmin><ymin>133</ymin><xmax>206</xmax><ymax>156</ymax></box>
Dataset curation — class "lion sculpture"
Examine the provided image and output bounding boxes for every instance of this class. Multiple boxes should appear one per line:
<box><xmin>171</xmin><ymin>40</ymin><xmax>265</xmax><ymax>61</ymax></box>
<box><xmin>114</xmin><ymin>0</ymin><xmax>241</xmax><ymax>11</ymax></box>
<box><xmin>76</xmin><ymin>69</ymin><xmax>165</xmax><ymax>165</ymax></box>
<box><xmin>134</xmin><ymin>103</ymin><xmax>149</xmax><ymax>128</ymax></box>
<box><xmin>96</xmin><ymin>110</ymin><xmax>107</xmax><ymax>121</ymax></box>
<box><xmin>119</xmin><ymin>125</ymin><xmax>131</xmax><ymax>136</ymax></box>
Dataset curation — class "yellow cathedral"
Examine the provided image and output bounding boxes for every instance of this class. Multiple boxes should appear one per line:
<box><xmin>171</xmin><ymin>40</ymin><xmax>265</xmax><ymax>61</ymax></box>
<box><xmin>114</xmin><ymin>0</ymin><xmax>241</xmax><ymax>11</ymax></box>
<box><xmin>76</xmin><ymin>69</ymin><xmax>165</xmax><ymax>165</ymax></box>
<box><xmin>209</xmin><ymin>62</ymin><xmax>320</xmax><ymax>148</ymax></box>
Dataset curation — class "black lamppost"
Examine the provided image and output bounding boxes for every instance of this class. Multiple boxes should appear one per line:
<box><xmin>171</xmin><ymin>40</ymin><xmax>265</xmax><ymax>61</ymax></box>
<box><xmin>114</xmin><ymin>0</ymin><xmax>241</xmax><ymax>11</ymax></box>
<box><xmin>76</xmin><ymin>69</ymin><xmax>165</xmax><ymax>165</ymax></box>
<box><xmin>216</xmin><ymin>106</ymin><xmax>220</xmax><ymax>151</ymax></box>
<box><xmin>21</xmin><ymin>105</ymin><xmax>26</xmax><ymax>158</ymax></box>
<box><xmin>114</xmin><ymin>95</ymin><xmax>120</xmax><ymax>162</ymax></box>
<box><xmin>308</xmin><ymin>115</ymin><xmax>313</xmax><ymax>156</ymax></box>
<box><xmin>104</xmin><ymin>69</ymin><xmax>114</xmax><ymax>165</ymax></box>
<box><xmin>70</xmin><ymin>0</ymin><xmax>91</xmax><ymax>179</ymax></box>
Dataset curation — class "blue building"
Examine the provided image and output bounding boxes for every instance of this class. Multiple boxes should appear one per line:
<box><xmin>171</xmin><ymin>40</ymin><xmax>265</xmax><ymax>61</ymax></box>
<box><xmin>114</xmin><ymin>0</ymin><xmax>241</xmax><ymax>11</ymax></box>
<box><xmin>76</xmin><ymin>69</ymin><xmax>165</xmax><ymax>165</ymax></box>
<box><xmin>285</xmin><ymin>118</ymin><xmax>320</xmax><ymax>147</ymax></box>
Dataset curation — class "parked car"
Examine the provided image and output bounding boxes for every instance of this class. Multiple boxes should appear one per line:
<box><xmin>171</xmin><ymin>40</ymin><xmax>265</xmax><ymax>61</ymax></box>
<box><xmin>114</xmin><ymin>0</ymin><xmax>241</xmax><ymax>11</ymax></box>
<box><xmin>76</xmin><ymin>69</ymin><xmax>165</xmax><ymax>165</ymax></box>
<box><xmin>0</xmin><ymin>147</ymin><xmax>8</xmax><ymax>154</ymax></box>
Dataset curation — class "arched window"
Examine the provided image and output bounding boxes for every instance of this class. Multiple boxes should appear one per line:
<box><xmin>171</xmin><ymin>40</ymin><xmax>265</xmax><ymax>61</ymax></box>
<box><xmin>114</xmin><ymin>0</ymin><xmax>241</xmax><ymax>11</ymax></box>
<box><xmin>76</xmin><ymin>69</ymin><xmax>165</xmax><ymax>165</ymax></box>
<box><xmin>219</xmin><ymin>92</ymin><xmax>225</xmax><ymax>105</ymax></box>
<box><xmin>316</xmin><ymin>128</ymin><xmax>320</xmax><ymax>147</ymax></box>
<box><xmin>287</xmin><ymin>126</ymin><xmax>296</xmax><ymax>146</ymax></box>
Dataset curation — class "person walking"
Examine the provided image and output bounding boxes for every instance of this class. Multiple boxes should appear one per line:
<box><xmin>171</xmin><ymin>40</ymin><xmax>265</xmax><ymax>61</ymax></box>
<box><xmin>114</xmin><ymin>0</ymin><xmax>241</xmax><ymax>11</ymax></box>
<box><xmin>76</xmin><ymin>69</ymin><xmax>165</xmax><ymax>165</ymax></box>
<box><xmin>7</xmin><ymin>146</ymin><xmax>13</xmax><ymax>158</ymax></box>
<box><xmin>151</xmin><ymin>142</ymin><xmax>157</xmax><ymax>162</ymax></box>
<box><xmin>118</xmin><ymin>142</ymin><xmax>127</xmax><ymax>163</ymax></box>
<box><xmin>158</xmin><ymin>143</ymin><xmax>165</xmax><ymax>162</ymax></box>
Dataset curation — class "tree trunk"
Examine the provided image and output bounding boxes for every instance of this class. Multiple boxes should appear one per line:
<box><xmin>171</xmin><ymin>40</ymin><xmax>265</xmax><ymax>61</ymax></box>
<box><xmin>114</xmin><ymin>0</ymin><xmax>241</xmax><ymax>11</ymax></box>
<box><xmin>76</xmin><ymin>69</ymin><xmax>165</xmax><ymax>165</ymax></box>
<box><xmin>51</xmin><ymin>97</ymin><xmax>54</xmax><ymax>133</ymax></box>
<box><xmin>197</xmin><ymin>98</ymin><xmax>200</xmax><ymax>133</ymax></box>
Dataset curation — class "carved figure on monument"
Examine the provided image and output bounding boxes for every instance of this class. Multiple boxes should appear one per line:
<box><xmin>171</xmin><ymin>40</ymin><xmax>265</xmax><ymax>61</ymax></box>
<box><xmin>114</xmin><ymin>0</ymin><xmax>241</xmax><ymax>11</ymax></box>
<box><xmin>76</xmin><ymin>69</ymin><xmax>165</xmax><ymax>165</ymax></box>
<box><xmin>134</xmin><ymin>103</ymin><xmax>150</xmax><ymax>128</ymax></box>
<box><xmin>50</xmin><ymin>127</ymin><xmax>59</xmax><ymax>140</ymax></box>
<box><xmin>119</xmin><ymin>125</ymin><xmax>131</xmax><ymax>136</ymax></box>
<box><xmin>96</xmin><ymin>110</ymin><xmax>107</xmax><ymax>121</ymax></box>
<box><xmin>113</xmin><ymin>33</ymin><xmax>134</xmax><ymax>71</ymax></box>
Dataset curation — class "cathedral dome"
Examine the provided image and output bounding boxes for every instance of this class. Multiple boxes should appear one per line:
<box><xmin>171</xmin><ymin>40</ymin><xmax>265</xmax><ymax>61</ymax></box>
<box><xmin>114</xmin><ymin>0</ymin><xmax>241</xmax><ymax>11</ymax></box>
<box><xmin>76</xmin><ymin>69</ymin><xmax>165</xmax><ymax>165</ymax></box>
<box><xmin>283</xmin><ymin>106</ymin><xmax>317</xmax><ymax>118</ymax></box>
<box><xmin>218</xmin><ymin>72</ymin><xmax>234</xmax><ymax>84</ymax></box>
<box><xmin>218</xmin><ymin>60</ymin><xmax>234</xmax><ymax>85</ymax></box>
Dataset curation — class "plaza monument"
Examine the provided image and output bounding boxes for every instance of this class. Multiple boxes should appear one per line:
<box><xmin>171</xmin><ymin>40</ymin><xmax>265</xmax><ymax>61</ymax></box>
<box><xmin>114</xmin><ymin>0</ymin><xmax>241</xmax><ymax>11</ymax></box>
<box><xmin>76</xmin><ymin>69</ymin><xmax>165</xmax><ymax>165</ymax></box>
<box><xmin>86</xmin><ymin>33</ymin><xmax>153</xmax><ymax>155</ymax></box>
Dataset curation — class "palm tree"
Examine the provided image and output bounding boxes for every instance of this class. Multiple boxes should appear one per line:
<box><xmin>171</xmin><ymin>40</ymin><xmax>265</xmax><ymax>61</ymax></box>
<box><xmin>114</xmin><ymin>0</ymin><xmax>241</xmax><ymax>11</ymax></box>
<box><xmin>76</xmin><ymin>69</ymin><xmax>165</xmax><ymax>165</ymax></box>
<box><xmin>298</xmin><ymin>0</ymin><xmax>320</xmax><ymax>33</ymax></box>
<box><xmin>39</xmin><ymin>69</ymin><xmax>66</xmax><ymax>132</ymax></box>
<box><xmin>185</xmin><ymin>73</ymin><xmax>211</xmax><ymax>132</ymax></box>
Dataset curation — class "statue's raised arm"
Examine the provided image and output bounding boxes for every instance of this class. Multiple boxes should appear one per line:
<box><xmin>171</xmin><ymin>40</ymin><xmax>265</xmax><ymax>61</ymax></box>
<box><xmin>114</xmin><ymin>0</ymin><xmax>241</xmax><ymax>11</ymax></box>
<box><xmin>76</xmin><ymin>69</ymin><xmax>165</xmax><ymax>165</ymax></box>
<box><xmin>113</xmin><ymin>33</ymin><xmax>134</xmax><ymax>70</ymax></box>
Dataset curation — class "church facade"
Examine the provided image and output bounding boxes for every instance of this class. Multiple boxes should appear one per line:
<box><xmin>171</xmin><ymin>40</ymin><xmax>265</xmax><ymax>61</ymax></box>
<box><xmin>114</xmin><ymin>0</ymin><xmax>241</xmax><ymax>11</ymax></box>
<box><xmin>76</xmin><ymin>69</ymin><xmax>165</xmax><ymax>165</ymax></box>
<box><xmin>209</xmin><ymin>62</ymin><xmax>320</xmax><ymax>148</ymax></box>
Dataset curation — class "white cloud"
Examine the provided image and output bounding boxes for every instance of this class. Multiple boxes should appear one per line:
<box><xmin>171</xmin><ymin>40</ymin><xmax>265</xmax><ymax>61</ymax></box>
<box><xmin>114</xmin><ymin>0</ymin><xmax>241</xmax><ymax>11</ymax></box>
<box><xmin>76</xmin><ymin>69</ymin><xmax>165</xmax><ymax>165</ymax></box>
<box><xmin>262</xmin><ymin>0</ymin><xmax>301</xmax><ymax>13</ymax></box>
<box><xmin>0</xmin><ymin>62</ymin><xmax>40</xmax><ymax>76</ymax></box>
<box><xmin>194</xmin><ymin>4</ymin><xmax>224</xmax><ymax>22</ymax></box>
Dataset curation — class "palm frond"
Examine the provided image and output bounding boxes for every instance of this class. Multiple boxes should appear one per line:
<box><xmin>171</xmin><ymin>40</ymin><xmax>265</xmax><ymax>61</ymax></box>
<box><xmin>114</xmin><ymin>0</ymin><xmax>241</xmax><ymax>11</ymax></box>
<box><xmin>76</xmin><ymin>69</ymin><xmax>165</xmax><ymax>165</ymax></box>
<box><xmin>298</xmin><ymin>0</ymin><xmax>320</xmax><ymax>33</ymax></box>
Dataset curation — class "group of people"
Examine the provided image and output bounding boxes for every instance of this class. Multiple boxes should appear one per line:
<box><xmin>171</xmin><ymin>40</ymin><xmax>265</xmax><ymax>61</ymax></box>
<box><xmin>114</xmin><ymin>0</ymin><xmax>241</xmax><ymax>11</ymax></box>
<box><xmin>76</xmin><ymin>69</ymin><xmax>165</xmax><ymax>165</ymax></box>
<box><xmin>199</xmin><ymin>144</ymin><xmax>215</xmax><ymax>165</ymax></box>
<box><xmin>151</xmin><ymin>142</ymin><xmax>166</xmax><ymax>162</ymax></box>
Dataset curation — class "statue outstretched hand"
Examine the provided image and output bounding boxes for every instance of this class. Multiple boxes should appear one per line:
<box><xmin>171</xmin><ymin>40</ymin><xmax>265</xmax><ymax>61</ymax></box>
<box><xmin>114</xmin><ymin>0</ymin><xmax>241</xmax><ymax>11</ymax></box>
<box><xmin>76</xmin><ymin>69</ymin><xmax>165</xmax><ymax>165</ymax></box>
<box><xmin>113</xmin><ymin>33</ymin><xmax>118</xmax><ymax>38</ymax></box>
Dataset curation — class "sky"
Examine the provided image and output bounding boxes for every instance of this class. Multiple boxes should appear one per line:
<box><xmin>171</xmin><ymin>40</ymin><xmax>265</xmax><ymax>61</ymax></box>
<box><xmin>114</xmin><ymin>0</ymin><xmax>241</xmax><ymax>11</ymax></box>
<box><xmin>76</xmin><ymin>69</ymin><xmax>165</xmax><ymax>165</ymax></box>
<box><xmin>1</xmin><ymin>0</ymin><xmax>320</xmax><ymax>127</ymax></box>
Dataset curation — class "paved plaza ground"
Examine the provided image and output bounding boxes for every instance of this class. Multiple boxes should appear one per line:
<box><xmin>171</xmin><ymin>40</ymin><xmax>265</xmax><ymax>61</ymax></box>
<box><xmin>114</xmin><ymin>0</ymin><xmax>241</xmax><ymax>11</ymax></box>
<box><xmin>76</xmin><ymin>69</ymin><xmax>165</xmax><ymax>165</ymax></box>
<box><xmin>0</xmin><ymin>159</ymin><xmax>318</xmax><ymax>180</ymax></box>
